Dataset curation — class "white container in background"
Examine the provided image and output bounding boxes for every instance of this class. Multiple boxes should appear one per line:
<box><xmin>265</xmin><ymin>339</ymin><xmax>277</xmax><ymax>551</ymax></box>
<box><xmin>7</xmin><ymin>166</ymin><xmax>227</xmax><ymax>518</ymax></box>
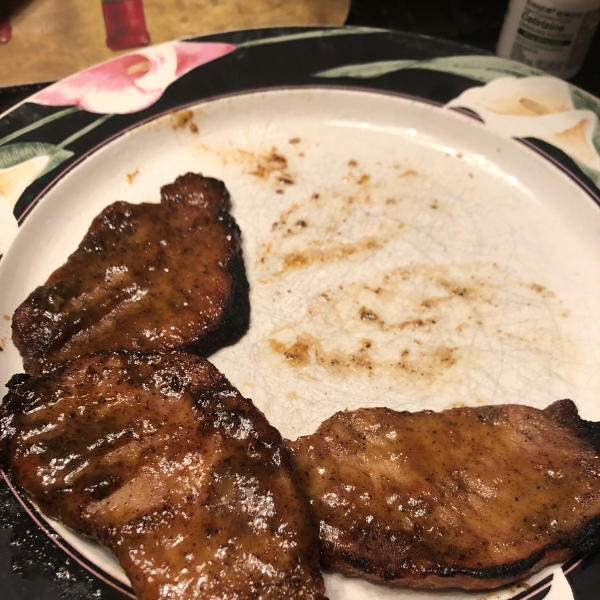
<box><xmin>497</xmin><ymin>0</ymin><xmax>600</xmax><ymax>78</ymax></box>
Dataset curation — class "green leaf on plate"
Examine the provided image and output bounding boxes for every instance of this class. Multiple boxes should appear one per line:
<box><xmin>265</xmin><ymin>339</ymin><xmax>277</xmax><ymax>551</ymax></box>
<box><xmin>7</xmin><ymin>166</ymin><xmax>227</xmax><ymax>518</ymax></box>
<box><xmin>569</xmin><ymin>86</ymin><xmax>600</xmax><ymax>158</ymax></box>
<box><xmin>0</xmin><ymin>142</ymin><xmax>73</xmax><ymax>178</ymax></box>
<box><xmin>0</xmin><ymin>107</ymin><xmax>80</xmax><ymax>148</ymax></box>
<box><xmin>238</xmin><ymin>27</ymin><xmax>382</xmax><ymax>49</ymax></box>
<box><xmin>569</xmin><ymin>86</ymin><xmax>600</xmax><ymax>114</ymax></box>
<box><xmin>314</xmin><ymin>55</ymin><xmax>545</xmax><ymax>83</ymax></box>
<box><xmin>315</xmin><ymin>59</ymin><xmax>421</xmax><ymax>79</ymax></box>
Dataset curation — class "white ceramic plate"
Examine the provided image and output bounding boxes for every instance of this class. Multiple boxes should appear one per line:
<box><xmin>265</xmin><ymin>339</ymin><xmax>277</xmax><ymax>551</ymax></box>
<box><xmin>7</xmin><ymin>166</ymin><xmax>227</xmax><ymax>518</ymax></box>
<box><xmin>2</xmin><ymin>27</ymin><xmax>600</xmax><ymax>600</ymax></box>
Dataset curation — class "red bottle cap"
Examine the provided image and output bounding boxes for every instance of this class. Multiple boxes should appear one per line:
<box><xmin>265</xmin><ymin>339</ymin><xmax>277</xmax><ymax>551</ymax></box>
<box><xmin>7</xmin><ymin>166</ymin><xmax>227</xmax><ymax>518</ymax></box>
<box><xmin>0</xmin><ymin>16</ymin><xmax>12</xmax><ymax>44</ymax></box>
<box><xmin>102</xmin><ymin>0</ymin><xmax>150</xmax><ymax>51</ymax></box>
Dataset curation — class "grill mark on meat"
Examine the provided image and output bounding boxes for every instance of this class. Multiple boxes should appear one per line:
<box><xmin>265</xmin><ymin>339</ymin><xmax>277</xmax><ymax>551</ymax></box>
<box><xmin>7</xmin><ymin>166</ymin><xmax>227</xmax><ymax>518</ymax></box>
<box><xmin>12</xmin><ymin>173</ymin><xmax>250</xmax><ymax>375</ymax></box>
<box><xmin>0</xmin><ymin>350</ymin><xmax>327</xmax><ymax>600</ymax></box>
<box><xmin>286</xmin><ymin>401</ymin><xmax>600</xmax><ymax>590</ymax></box>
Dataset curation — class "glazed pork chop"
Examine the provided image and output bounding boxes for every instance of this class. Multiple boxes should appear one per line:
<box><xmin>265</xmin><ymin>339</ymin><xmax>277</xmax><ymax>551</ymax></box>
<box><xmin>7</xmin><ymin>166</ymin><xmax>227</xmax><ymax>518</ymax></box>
<box><xmin>0</xmin><ymin>350</ymin><xmax>326</xmax><ymax>600</ymax></box>
<box><xmin>287</xmin><ymin>401</ymin><xmax>600</xmax><ymax>590</ymax></box>
<box><xmin>12</xmin><ymin>173</ymin><xmax>249</xmax><ymax>375</ymax></box>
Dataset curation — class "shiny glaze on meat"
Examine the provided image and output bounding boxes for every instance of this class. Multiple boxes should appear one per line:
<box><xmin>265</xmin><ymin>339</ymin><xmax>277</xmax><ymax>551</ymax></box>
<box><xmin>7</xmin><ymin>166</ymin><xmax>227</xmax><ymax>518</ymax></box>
<box><xmin>287</xmin><ymin>401</ymin><xmax>600</xmax><ymax>589</ymax></box>
<box><xmin>0</xmin><ymin>350</ymin><xmax>326</xmax><ymax>599</ymax></box>
<box><xmin>12</xmin><ymin>173</ymin><xmax>249</xmax><ymax>375</ymax></box>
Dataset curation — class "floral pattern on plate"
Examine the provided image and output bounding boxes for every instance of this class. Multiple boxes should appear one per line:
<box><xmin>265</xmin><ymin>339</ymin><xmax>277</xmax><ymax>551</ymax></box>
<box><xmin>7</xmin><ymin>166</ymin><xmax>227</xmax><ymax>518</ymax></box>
<box><xmin>0</xmin><ymin>40</ymin><xmax>235</xmax><ymax>254</ymax></box>
<box><xmin>0</xmin><ymin>27</ymin><xmax>598</xmax><ymax>600</ymax></box>
<box><xmin>33</xmin><ymin>41</ymin><xmax>236</xmax><ymax>114</ymax></box>
<box><xmin>316</xmin><ymin>54</ymin><xmax>600</xmax><ymax>188</ymax></box>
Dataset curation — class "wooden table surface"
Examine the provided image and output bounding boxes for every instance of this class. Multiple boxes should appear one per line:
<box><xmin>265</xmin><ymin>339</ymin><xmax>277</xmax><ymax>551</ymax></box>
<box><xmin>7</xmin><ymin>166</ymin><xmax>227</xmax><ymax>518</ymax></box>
<box><xmin>0</xmin><ymin>0</ymin><xmax>349</xmax><ymax>86</ymax></box>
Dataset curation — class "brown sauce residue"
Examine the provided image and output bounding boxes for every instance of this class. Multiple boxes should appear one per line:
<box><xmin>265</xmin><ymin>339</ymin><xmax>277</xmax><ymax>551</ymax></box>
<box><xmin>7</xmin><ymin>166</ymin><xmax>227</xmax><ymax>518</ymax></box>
<box><xmin>170</xmin><ymin>109</ymin><xmax>197</xmax><ymax>133</ymax></box>
<box><xmin>126</xmin><ymin>169</ymin><xmax>140</xmax><ymax>185</ymax></box>
<box><xmin>281</xmin><ymin>236</ymin><xmax>388</xmax><ymax>272</ymax></box>
<box><xmin>234</xmin><ymin>147</ymin><xmax>296</xmax><ymax>187</ymax></box>
<box><xmin>257</xmin><ymin>162</ymin><xmax>413</xmax><ymax>278</ymax></box>
<box><xmin>270</xmin><ymin>335</ymin><xmax>314</xmax><ymax>367</ymax></box>
<box><xmin>270</xmin><ymin>333</ymin><xmax>374</xmax><ymax>376</ymax></box>
<box><xmin>523</xmin><ymin>282</ymin><xmax>555</xmax><ymax>298</ymax></box>
<box><xmin>267</xmin><ymin>263</ymin><xmax>570</xmax><ymax>387</ymax></box>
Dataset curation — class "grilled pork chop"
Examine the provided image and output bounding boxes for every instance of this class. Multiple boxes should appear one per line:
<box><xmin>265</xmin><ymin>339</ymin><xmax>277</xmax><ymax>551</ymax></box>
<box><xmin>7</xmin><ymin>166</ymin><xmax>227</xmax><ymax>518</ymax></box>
<box><xmin>0</xmin><ymin>350</ymin><xmax>326</xmax><ymax>600</ymax></box>
<box><xmin>287</xmin><ymin>401</ymin><xmax>600</xmax><ymax>589</ymax></box>
<box><xmin>12</xmin><ymin>173</ymin><xmax>249</xmax><ymax>375</ymax></box>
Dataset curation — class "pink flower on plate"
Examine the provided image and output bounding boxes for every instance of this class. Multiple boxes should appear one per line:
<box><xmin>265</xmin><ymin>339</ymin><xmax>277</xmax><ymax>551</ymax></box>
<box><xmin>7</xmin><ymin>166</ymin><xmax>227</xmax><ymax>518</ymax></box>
<box><xmin>33</xmin><ymin>41</ymin><xmax>236</xmax><ymax>114</ymax></box>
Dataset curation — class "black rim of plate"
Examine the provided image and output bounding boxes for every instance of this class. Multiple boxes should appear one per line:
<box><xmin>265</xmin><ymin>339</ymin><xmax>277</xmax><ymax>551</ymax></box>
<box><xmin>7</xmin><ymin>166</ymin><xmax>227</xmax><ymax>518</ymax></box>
<box><xmin>1</xmin><ymin>26</ymin><xmax>599</xmax><ymax>600</ymax></box>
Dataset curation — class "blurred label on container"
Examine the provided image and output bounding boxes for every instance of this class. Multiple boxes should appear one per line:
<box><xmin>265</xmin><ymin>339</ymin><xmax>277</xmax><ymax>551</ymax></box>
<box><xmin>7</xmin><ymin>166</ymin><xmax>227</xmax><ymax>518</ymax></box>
<box><xmin>497</xmin><ymin>0</ymin><xmax>600</xmax><ymax>78</ymax></box>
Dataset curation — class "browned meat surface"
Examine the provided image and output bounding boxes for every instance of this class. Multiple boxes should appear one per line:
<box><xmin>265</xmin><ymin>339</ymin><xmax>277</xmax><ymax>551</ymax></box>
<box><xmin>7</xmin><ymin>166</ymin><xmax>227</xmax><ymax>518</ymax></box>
<box><xmin>0</xmin><ymin>350</ymin><xmax>326</xmax><ymax>600</ymax></box>
<box><xmin>287</xmin><ymin>401</ymin><xmax>600</xmax><ymax>590</ymax></box>
<box><xmin>12</xmin><ymin>173</ymin><xmax>249</xmax><ymax>375</ymax></box>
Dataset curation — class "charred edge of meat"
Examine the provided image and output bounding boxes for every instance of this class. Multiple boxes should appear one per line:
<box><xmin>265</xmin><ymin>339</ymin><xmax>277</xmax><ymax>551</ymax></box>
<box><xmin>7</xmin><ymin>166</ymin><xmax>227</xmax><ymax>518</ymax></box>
<box><xmin>324</xmin><ymin>513</ymin><xmax>600</xmax><ymax>584</ymax></box>
<box><xmin>180</xmin><ymin>212</ymin><xmax>250</xmax><ymax>357</ymax></box>
<box><xmin>162</xmin><ymin>173</ymin><xmax>251</xmax><ymax>355</ymax></box>
<box><xmin>4</xmin><ymin>373</ymin><xmax>31</xmax><ymax>391</ymax></box>
<box><xmin>0</xmin><ymin>374</ymin><xmax>32</xmax><ymax>465</ymax></box>
<box><xmin>544</xmin><ymin>399</ymin><xmax>600</xmax><ymax>454</ymax></box>
<box><xmin>160</xmin><ymin>173</ymin><xmax>231</xmax><ymax>213</ymax></box>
